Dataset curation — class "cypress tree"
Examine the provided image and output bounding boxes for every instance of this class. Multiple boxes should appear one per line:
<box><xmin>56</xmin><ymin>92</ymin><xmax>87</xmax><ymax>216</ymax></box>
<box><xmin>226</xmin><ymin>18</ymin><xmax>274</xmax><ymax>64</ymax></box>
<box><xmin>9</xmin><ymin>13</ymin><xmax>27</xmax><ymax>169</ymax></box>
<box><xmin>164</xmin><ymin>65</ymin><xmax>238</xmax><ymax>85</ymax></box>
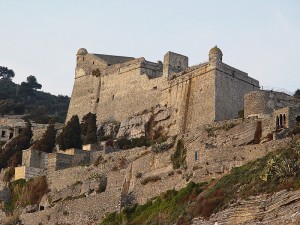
<box><xmin>32</xmin><ymin>121</ymin><xmax>56</xmax><ymax>153</ymax></box>
<box><xmin>57</xmin><ymin>115</ymin><xmax>82</xmax><ymax>150</ymax></box>
<box><xmin>81</xmin><ymin>112</ymin><xmax>97</xmax><ymax>145</ymax></box>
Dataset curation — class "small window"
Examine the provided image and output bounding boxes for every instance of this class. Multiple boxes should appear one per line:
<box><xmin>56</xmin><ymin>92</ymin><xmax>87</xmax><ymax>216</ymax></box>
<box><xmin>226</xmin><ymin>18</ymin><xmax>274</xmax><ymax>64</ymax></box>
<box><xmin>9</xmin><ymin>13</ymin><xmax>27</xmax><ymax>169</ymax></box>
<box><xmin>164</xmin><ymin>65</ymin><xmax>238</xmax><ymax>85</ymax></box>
<box><xmin>9</xmin><ymin>133</ymin><xmax>13</xmax><ymax>140</ymax></box>
<box><xmin>1</xmin><ymin>131</ymin><xmax>5</xmax><ymax>138</ymax></box>
<box><xmin>112</xmin><ymin>95</ymin><xmax>115</xmax><ymax>100</ymax></box>
<box><xmin>93</xmin><ymin>61</ymin><xmax>94</xmax><ymax>65</ymax></box>
<box><xmin>194</xmin><ymin>150</ymin><xmax>199</xmax><ymax>161</ymax></box>
<box><xmin>153</xmin><ymin>86</ymin><xmax>157</xmax><ymax>90</ymax></box>
<box><xmin>177</xmin><ymin>61</ymin><xmax>181</xmax><ymax>69</ymax></box>
<box><xmin>83</xmin><ymin>57</ymin><xmax>85</xmax><ymax>61</ymax></box>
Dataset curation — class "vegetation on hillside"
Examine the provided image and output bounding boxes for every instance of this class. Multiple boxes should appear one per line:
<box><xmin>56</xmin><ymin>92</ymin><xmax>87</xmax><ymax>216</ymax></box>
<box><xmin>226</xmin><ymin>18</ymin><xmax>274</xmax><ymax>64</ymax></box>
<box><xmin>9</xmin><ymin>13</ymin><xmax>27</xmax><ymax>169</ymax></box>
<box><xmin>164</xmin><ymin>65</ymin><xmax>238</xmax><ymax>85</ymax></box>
<box><xmin>3</xmin><ymin>176</ymin><xmax>49</xmax><ymax>213</ymax></box>
<box><xmin>0</xmin><ymin>119</ymin><xmax>33</xmax><ymax>170</ymax></box>
<box><xmin>0</xmin><ymin>75</ymin><xmax>69</xmax><ymax>123</ymax></box>
<box><xmin>101</xmin><ymin>142</ymin><xmax>300</xmax><ymax>224</ymax></box>
<box><xmin>32</xmin><ymin>120</ymin><xmax>57</xmax><ymax>153</ymax></box>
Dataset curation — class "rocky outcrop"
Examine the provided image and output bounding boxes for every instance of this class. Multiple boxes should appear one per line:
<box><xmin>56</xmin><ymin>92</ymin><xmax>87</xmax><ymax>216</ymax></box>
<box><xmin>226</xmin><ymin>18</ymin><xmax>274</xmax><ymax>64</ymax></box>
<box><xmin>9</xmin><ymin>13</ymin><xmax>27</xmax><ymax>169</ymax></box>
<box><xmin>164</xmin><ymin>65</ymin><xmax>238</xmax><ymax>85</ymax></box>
<box><xmin>192</xmin><ymin>189</ymin><xmax>300</xmax><ymax>225</ymax></box>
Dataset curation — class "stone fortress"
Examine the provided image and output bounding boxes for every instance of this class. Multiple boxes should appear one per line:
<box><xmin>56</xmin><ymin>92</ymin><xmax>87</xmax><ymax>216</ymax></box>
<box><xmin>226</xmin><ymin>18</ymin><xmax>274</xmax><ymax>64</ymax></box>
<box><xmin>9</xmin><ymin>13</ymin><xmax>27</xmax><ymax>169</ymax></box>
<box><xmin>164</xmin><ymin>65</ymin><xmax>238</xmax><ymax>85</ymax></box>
<box><xmin>4</xmin><ymin>46</ymin><xmax>300</xmax><ymax>225</ymax></box>
<box><xmin>67</xmin><ymin>46</ymin><xmax>260</xmax><ymax>134</ymax></box>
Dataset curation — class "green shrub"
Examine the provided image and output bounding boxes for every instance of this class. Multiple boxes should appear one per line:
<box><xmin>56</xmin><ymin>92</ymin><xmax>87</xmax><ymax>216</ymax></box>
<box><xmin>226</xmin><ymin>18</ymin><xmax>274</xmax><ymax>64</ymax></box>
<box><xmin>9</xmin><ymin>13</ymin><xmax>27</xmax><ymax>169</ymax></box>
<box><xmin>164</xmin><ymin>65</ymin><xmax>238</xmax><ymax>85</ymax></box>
<box><xmin>2</xmin><ymin>167</ymin><xmax>14</xmax><ymax>183</ymax></box>
<box><xmin>5</xmin><ymin>176</ymin><xmax>49</xmax><ymax>213</ymax></box>
<box><xmin>171</xmin><ymin>139</ymin><xmax>186</xmax><ymax>169</ymax></box>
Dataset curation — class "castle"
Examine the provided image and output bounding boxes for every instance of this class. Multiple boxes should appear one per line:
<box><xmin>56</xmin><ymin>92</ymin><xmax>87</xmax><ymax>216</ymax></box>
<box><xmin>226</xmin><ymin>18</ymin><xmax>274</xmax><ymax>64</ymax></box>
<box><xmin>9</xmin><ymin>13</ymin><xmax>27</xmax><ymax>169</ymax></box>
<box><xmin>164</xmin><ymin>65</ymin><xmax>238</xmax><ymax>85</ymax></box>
<box><xmin>67</xmin><ymin>46</ymin><xmax>260</xmax><ymax>134</ymax></box>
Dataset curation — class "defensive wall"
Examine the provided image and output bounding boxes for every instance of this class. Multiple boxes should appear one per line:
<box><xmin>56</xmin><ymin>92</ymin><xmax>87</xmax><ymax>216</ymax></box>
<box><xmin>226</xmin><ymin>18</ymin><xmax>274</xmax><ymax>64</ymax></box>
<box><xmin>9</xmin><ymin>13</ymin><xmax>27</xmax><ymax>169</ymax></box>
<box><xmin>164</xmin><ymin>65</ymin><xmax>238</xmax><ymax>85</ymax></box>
<box><xmin>244</xmin><ymin>90</ymin><xmax>300</xmax><ymax>129</ymax></box>
<box><xmin>67</xmin><ymin>46</ymin><xmax>260</xmax><ymax>135</ymax></box>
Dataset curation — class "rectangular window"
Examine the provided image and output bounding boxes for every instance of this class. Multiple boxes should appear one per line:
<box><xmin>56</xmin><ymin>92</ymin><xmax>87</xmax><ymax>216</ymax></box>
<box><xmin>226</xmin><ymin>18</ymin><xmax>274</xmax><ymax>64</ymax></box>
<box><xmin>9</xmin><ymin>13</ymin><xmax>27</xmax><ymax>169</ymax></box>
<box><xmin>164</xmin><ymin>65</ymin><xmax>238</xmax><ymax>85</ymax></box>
<box><xmin>194</xmin><ymin>150</ymin><xmax>198</xmax><ymax>161</ymax></box>
<box><xmin>1</xmin><ymin>131</ymin><xmax>5</xmax><ymax>138</ymax></box>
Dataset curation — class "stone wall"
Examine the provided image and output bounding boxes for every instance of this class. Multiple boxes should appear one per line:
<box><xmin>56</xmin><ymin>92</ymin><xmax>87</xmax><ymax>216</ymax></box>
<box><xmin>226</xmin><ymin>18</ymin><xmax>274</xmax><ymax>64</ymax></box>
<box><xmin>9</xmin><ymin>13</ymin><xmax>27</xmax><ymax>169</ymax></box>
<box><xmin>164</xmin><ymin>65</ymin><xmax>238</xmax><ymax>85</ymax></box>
<box><xmin>67</xmin><ymin>52</ymin><xmax>164</xmax><ymax>123</ymax></box>
<box><xmin>215</xmin><ymin>62</ymin><xmax>259</xmax><ymax>121</ymax></box>
<box><xmin>47</xmin><ymin>153</ymin><xmax>73</xmax><ymax>172</ymax></box>
<box><xmin>245</xmin><ymin>90</ymin><xmax>300</xmax><ymax>118</ymax></box>
<box><xmin>67</xmin><ymin>47</ymin><xmax>260</xmax><ymax>136</ymax></box>
<box><xmin>22</xmin><ymin>149</ymin><xmax>48</xmax><ymax>169</ymax></box>
<box><xmin>15</xmin><ymin>166</ymin><xmax>45</xmax><ymax>180</ymax></box>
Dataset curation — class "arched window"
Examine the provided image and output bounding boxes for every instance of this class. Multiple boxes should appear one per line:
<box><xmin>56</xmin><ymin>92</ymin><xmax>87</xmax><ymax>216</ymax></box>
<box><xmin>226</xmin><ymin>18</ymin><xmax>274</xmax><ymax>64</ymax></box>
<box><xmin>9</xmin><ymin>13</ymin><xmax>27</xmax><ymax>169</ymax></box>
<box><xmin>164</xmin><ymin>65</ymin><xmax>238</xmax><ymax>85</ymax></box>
<box><xmin>276</xmin><ymin>115</ymin><xmax>279</xmax><ymax>128</ymax></box>
<box><xmin>283</xmin><ymin>114</ymin><xmax>286</xmax><ymax>127</ymax></box>
<box><xmin>279</xmin><ymin>114</ymin><xmax>283</xmax><ymax>128</ymax></box>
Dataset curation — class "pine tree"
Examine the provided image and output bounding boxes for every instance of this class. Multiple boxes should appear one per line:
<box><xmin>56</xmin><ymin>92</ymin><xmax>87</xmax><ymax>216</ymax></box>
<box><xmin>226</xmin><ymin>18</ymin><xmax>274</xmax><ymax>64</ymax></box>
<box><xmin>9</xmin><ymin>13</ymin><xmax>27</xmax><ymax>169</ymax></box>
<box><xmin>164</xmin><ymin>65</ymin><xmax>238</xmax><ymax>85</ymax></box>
<box><xmin>81</xmin><ymin>112</ymin><xmax>97</xmax><ymax>145</ymax></box>
<box><xmin>57</xmin><ymin>115</ymin><xmax>82</xmax><ymax>150</ymax></box>
<box><xmin>32</xmin><ymin>121</ymin><xmax>56</xmax><ymax>153</ymax></box>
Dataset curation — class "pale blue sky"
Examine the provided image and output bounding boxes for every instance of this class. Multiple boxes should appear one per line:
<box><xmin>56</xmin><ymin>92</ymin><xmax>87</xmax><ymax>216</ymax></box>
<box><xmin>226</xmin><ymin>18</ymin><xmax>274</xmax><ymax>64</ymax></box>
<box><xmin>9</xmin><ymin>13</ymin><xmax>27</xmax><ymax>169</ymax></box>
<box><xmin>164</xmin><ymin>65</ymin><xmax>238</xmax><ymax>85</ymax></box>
<box><xmin>0</xmin><ymin>0</ymin><xmax>299</xmax><ymax>95</ymax></box>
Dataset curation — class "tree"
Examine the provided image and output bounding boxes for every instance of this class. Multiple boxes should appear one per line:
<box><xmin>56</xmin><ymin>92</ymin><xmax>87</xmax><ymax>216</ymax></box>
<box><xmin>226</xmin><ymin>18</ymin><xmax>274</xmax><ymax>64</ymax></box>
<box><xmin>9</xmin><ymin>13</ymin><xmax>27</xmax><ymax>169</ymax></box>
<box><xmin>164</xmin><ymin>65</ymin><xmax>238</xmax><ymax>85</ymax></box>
<box><xmin>26</xmin><ymin>75</ymin><xmax>42</xmax><ymax>90</ymax></box>
<box><xmin>81</xmin><ymin>112</ymin><xmax>97</xmax><ymax>145</ymax></box>
<box><xmin>56</xmin><ymin>115</ymin><xmax>82</xmax><ymax>150</ymax></box>
<box><xmin>0</xmin><ymin>66</ymin><xmax>15</xmax><ymax>79</ymax></box>
<box><xmin>0</xmin><ymin>119</ymin><xmax>33</xmax><ymax>169</ymax></box>
<box><xmin>32</xmin><ymin>121</ymin><xmax>57</xmax><ymax>153</ymax></box>
<box><xmin>294</xmin><ymin>89</ymin><xmax>300</xmax><ymax>97</ymax></box>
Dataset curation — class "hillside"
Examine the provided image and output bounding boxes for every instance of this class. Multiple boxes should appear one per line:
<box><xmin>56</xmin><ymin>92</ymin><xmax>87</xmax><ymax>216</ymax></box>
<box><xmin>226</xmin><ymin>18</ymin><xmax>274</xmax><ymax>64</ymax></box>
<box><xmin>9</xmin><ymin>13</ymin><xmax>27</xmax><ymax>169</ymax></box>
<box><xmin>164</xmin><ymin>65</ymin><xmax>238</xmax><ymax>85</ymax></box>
<box><xmin>101</xmin><ymin>140</ymin><xmax>300</xmax><ymax>225</ymax></box>
<box><xmin>0</xmin><ymin>78</ymin><xmax>69</xmax><ymax>123</ymax></box>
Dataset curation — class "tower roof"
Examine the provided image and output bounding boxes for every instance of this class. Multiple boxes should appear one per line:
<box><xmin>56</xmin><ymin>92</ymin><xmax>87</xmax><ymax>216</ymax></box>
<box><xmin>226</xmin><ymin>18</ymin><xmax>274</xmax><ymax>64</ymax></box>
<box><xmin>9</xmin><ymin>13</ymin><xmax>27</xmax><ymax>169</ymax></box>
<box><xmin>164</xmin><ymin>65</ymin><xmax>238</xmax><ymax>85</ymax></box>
<box><xmin>209</xmin><ymin>45</ymin><xmax>222</xmax><ymax>55</ymax></box>
<box><xmin>77</xmin><ymin>48</ymin><xmax>88</xmax><ymax>55</ymax></box>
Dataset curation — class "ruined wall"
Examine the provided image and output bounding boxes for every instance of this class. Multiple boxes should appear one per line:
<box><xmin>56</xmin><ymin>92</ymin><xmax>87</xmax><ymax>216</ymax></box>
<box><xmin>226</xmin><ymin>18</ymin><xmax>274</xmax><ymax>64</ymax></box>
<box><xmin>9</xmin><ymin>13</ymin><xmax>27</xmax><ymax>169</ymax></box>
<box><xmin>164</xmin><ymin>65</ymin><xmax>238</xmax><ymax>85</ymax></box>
<box><xmin>244</xmin><ymin>90</ymin><xmax>299</xmax><ymax>118</ymax></box>
<box><xmin>15</xmin><ymin>166</ymin><xmax>45</xmax><ymax>180</ymax></box>
<box><xmin>47</xmin><ymin>153</ymin><xmax>73</xmax><ymax>172</ymax></box>
<box><xmin>215</xmin><ymin>63</ymin><xmax>259</xmax><ymax>121</ymax></box>
<box><xmin>22</xmin><ymin>149</ymin><xmax>48</xmax><ymax>169</ymax></box>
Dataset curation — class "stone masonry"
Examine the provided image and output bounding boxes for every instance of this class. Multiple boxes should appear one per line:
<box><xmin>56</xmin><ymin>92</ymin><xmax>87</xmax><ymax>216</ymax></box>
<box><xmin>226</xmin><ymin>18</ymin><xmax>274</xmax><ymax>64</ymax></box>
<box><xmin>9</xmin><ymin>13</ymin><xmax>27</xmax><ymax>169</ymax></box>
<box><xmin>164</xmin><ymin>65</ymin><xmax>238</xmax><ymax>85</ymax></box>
<box><xmin>67</xmin><ymin>46</ymin><xmax>260</xmax><ymax>134</ymax></box>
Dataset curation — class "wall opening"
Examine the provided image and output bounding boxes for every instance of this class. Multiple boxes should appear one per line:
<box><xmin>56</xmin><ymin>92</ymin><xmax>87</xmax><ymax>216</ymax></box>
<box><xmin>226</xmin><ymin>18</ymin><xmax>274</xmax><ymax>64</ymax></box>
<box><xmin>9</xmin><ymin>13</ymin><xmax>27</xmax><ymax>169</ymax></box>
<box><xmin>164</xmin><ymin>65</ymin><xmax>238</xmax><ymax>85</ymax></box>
<box><xmin>1</xmin><ymin>131</ymin><xmax>5</xmax><ymax>138</ymax></box>
<box><xmin>9</xmin><ymin>132</ymin><xmax>13</xmax><ymax>139</ymax></box>
<box><xmin>277</xmin><ymin>114</ymin><xmax>287</xmax><ymax>128</ymax></box>
<box><xmin>112</xmin><ymin>95</ymin><xmax>115</xmax><ymax>100</ymax></box>
<box><xmin>96</xmin><ymin>98</ymin><xmax>99</xmax><ymax>103</ymax></box>
<box><xmin>177</xmin><ymin>61</ymin><xmax>181</xmax><ymax>69</ymax></box>
<box><xmin>83</xmin><ymin>57</ymin><xmax>85</xmax><ymax>61</ymax></box>
<box><xmin>93</xmin><ymin>61</ymin><xmax>94</xmax><ymax>65</ymax></box>
<box><xmin>296</xmin><ymin>116</ymin><xmax>300</xmax><ymax>126</ymax></box>
<box><xmin>194</xmin><ymin>150</ymin><xmax>198</xmax><ymax>161</ymax></box>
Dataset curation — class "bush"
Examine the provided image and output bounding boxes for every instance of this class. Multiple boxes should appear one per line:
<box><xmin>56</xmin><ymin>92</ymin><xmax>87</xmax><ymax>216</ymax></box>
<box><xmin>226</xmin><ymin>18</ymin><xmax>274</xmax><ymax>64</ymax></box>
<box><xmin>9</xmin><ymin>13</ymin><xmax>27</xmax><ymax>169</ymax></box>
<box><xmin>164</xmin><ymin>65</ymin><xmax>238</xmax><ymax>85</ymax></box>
<box><xmin>116</xmin><ymin>136</ymin><xmax>155</xmax><ymax>150</ymax></box>
<box><xmin>171</xmin><ymin>139</ymin><xmax>186</xmax><ymax>169</ymax></box>
<box><xmin>2</xmin><ymin>167</ymin><xmax>14</xmax><ymax>183</ymax></box>
<box><xmin>141</xmin><ymin>175</ymin><xmax>161</xmax><ymax>185</ymax></box>
<box><xmin>5</xmin><ymin>176</ymin><xmax>49</xmax><ymax>213</ymax></box>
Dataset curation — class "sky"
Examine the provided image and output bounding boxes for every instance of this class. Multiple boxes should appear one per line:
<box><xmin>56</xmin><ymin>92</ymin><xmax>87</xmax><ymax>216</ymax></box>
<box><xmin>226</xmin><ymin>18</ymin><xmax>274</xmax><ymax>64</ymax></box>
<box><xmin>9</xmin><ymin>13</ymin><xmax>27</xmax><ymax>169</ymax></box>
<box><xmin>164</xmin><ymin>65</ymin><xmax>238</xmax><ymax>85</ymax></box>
<box><xmin>0</xmin><ymin>0</ymin><xmax>299</xmax><ymax>96</ymax></box>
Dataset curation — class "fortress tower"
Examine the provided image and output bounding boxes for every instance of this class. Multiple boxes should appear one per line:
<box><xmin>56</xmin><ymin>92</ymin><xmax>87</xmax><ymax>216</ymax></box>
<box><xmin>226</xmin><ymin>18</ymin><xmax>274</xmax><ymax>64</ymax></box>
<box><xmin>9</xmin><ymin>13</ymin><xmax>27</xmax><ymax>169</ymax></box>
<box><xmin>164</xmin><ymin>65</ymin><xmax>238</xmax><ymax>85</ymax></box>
<box><xmin>67</xmin><ymin>46</ymin><xmax>260</xmax><ymax>134</ymax></box>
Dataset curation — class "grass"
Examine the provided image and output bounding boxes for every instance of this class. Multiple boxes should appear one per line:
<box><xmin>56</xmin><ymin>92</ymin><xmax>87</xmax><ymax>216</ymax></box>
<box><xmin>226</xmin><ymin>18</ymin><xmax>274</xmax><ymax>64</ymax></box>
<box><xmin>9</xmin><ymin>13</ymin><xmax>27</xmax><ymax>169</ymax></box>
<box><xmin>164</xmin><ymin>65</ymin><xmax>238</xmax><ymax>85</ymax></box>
<box><xmin>4</xmin><ymin>176</ymin><xmax>49</xmax><ymax>213</ymax></box>
<box><xmin>101</xmin><ymin>182</ymin><xmax>206</xmax><ymax>225</ymax></box>
<box><xmin>101</xmin><ymin>142</ymin><xmax>300</xmax><ymax>224</ymax></box>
